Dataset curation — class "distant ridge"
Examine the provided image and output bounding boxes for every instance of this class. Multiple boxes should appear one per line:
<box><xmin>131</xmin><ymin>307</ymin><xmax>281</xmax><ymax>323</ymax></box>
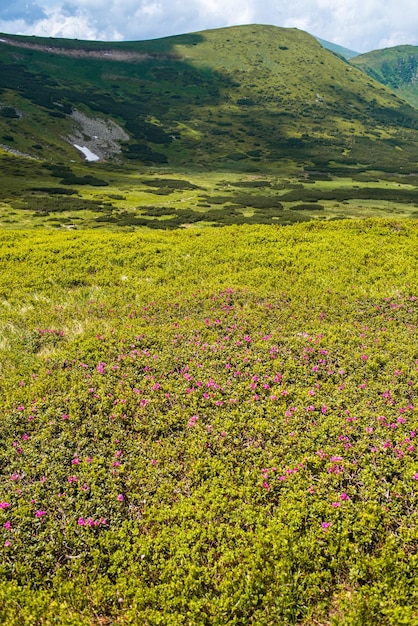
<box><xmin>352</xmin><ymin>45</ymin><xmax>418</xmax><ymax>108</ymax></box>
<box><xmin>316</xmin><ymin>37</ymin><xmax>359</xmax><ymax>60</ymax></box>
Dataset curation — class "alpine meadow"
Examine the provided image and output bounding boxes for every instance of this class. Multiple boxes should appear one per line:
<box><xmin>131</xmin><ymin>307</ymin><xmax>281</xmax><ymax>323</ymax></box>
<box><xmin>0</xmin><ymin>23</ymin><xmax>418</xmax><ymax>626</ymax></box>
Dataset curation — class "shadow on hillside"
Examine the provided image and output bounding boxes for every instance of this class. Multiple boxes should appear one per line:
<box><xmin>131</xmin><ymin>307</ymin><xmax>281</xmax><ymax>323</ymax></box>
<box><xmin>0</xmin><ymin>31</ymin><xmax>290</xmax><ymax>169</ymax></box>
<box><xmin>2</xmin><ymin>29</ymin><xmax>418</xmax><ymax>173</ymax></box>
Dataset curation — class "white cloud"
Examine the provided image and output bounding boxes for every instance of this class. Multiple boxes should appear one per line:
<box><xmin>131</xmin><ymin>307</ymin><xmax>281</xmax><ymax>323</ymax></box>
<box><xmin>0</xmin><ymin>0</ymin><xmax>418</xmax><ymax>52</ymax></box>
<box><xmin>31</xmin><ymin>8</ymin><xmax>118</xmax><ymax>39</ymax></box>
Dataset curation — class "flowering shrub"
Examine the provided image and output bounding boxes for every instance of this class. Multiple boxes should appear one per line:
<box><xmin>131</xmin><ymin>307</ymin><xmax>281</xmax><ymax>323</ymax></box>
<box><xmin>0</xmin><ymin>220</ymin><xmax>417</xmax><ymax>624</ymax></box>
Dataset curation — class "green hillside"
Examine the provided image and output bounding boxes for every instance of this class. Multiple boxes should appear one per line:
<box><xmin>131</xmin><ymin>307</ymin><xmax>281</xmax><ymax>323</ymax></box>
<box><xmin>1</xmin><ymin>24</ymin><xmax>418</xmax><ymax>173</ymax></box>
<box><xmin>352</xmin><ymin>45</ymin><xmax>418</xmax><ymax>108</ymax></box>
<box><xmin>1</xmin><ymin>23</ymin><xmax>418</xmax><ymax>626</ymax></box>
<box><xmin>2</xmin><ymin>25</ymin><xmax>418</xmax><ymax>229</ymax></box>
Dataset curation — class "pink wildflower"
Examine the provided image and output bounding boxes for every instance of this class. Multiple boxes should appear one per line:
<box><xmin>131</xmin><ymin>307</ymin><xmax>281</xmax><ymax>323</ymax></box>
<box><xmin>188</xmin><ymin>415</ymin><xmax>198</xmax><ymax>428</ymax></box>
<box><xmin>96</xmin><ymin>362</ymin><xmax>106</xmax><ymax>374</ymax></box>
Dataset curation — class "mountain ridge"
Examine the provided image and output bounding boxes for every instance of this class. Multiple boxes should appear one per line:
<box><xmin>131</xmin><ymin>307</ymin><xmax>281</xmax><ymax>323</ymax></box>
<box><xmin>2</xmin><ymin>24</ymin><xmax>418</xmax><ymax>173</ymax></box>
<box><xmin>316</xmin><ymin>37</ymin><xmax>359</xmax><ymax>60</ymax></box>
<box><xmin>352</xmin><ymin>44</ymin><xmax>418</xmax><ymax>108</ymax></box>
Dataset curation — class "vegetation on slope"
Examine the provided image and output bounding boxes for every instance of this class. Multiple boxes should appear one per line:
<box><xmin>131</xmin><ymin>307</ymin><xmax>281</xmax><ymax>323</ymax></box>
<box><xmin>1</xmin><ymin>154</ymin><xmax>418</xmax><ymax>229</ymax></box>
<box><xmin>1</xmin><ymin>24</ymin><xmax>418</xmax><ymax>174</ymax></box>
<box><xmin>0</xmin><ymin>221</ymin><xmax>417</xmax><ymax>625</ymax></box>
<box><xmin>352</xmin><ymin>45</ymin><xmax>418</xmax><ymax>108</ymax></box>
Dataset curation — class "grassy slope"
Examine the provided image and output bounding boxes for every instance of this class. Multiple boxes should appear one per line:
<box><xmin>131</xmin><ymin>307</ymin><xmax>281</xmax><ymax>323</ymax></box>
<box><xmin>0</xmin><ymin>221</ymin><xmax>418</xmax><ymax>625</ymax></box>
<box><xmin>352</xmin><ymin>45</ymin><xmax>418</xmax><ymax>108</ymax></box>
<box><xmin>2</xmin><ymin>25</ymin><xmax>418</xmax><ymax>229</ymax></box>
<box><xmin>1</xmin><ymin>24</ymin><xmax>418</xmax><ymax>172</ymax></box>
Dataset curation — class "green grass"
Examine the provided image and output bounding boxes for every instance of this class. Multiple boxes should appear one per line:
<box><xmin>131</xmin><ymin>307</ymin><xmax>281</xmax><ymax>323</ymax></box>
<box><xmin>1</xmin><ymin>156</ymin><xmax>417</xmax><ymax>229</ymax></box>
<box><xmin>0</xmin><ymin>221</ymin><xmax>418</xmax><ymax>624</ymax></box>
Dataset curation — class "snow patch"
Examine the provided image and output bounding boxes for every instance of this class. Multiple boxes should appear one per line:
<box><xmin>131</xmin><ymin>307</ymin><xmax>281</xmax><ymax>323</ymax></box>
<box><xmin>73</xmin><ymin>144</ymin><xmax>100</xmax><ymax>162</ymax></box>
<box><xmin>68</xmin><ymin>109</ymin><xmax>129</xmax><ymax>161</ymax></box>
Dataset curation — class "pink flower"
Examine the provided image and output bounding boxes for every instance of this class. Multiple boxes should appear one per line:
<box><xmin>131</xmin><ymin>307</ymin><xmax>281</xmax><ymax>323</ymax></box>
<box><xmin>117</xmin><ymin>494</ymin><xmax>124</xmax><ymax>501</ymax></box>
<box><xmin>96</xmin><ymin>362</ymin><xmax>106</xmax><ymax>374</ymax></box>
<box><xmin>3</xmin><ymin>521</ymin><xmax>11</xmax><ymax>530</ymax></box>
<box><xmin>413</xmin><ymin>473</ymin><xmax>418</xmax><ymax>480</ymax></box>
<box><xmin>78</xmin><ymin>517</ymin><xmax>86</xmax><ymax>526</ymax></box>
<box><xmin>187</xmin><ymin>415</ymin><xmax>198</xmax><ymax>428</ymax></box>
<box><xmin>35</xmin><ymin>510</ymin><xmax>46</xmax><ymax>517</ymax></box>
<box><xmin>321</xmin><ymin>522</ymin><xmax>331</xmax><ymax>531</ymax></box>
<box><xmin>340</xmin><ymin>492</ymin><xmax>349</xmax><ymax>500</ymax></box>
<box><xmin>4</xmin><ymin>540</ymin><xmax>11</xmax><ymax>547</ymax></box>
<box><xmin>0</xmin><ymin>502</ymin><xmax>10</xmax><ymax>510</ymax></box>
<box><xmin>262</xmin><ymin>482</ymin><xmax>270</xmax><ymax>491</ymax></box>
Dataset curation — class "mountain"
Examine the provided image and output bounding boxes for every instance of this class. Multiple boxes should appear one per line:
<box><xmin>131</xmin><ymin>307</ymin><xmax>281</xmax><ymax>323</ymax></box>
<box><xmin>316</xmin><ymin>37</ymin><xmax>359</xmax><ymax>60</ymax></box>
<box><xmin>352</xmin><ymin>45</ymin><xmax>418</xmax><ymax>108</ymax></box>
<box><xmin>1</xmin><ymin>24</ymin><xmax>418</xmax><ymax>175</ymax></box>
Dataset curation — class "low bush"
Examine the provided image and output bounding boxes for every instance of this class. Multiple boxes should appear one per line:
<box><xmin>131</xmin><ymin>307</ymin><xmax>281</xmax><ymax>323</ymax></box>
<box><xmin>0</xmin><ymin>222</ymin><xmax>417</xmax><ymax>624</ymax></box>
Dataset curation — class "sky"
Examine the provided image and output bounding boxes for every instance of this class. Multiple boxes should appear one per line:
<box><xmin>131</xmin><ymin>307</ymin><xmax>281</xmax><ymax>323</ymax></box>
<box><xmin>0</xmin><ymin>0</ymin><xmax>417</xmax><ymax>53</ymax></box>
